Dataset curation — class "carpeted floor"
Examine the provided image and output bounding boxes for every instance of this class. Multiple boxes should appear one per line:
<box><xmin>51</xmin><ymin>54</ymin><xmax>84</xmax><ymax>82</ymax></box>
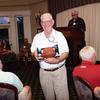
<box><xmin>3</xmin><ymin>60</ymin><xmax>78</xmax><ymax>100</ymax></box>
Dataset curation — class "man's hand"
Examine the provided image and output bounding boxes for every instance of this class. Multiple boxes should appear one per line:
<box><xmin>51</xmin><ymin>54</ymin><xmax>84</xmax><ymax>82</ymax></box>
<box><xmin>44</xmin><ymin>57</ymin><xmax>59</xmax><ymax>64</ymax></box>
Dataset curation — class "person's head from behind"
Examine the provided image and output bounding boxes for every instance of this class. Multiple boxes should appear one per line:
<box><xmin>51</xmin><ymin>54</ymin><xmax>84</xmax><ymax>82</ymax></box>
<box><xmin>40</xmin><ymin>13</ymin><xmax>54</xmax><ymax>35</ymax></box>
<box><xmin>79</xmin><ymin>46</ymin><xmax>96</xmax><ymax>64</ymax></box>
<box><xmin>71</xmin><ymin>10</ymin><xmax>78</xmax><ymax>20</ymax></box>
<box><xmin>0</xmin><ymin>60</ymin><xmax>3</xmax><ymax>70</ymax></box>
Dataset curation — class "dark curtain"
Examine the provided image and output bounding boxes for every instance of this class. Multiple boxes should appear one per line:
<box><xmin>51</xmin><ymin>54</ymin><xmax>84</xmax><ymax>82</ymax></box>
<box><xmin>48</xmin><ymin>0</ymin><xmax>100</xmax><ymax>27</ymax></box>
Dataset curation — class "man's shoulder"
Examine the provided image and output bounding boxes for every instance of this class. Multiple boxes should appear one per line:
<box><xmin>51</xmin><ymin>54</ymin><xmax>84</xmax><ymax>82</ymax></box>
<box><xmin>78</xmin><ymin>17</ymin><xmax>84</xmax><ymax>21</ymax></box>
<box><xmin>34</xmin><ymin>32</ymin><xmax>43</xmax><ymax>39</ymax></box>
<box><xmin>0</xmin><ymin>71</ymin><xmax>17</xmax><ymax>78</ymax></box>
<box><xmin>54</xmin><ymin>29</ymin><xmax>64</xmax><ymax>36</ymax></box>
<box><xmin>5</xmin><ymin>71</ymin><xmax>16</xmax><ymax>76</ymax></box>
<box><xmin>54</xmin><ymin>29</ymin><xmax>61</xmax><ymax>33</ymax></box>
<box><xmin>73</xmin><ymin>65</ymin><xmax>87</xmax><ymax>76</ymax></box>
<box><xmin>73</xmin><ymin>65</ymin><xmax>87</xmax><ymax>71</ymax></box>
<box><xmin>96</xmin><ymin>64</ymin><xmax>100</xmax><ymax>67</ymax></box>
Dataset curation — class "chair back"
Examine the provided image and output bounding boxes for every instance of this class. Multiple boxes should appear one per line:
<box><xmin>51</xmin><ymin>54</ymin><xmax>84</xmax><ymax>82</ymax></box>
<box><xmin>0</xmin><ymin>83</ymin><xmax>18</xmax><ymax>100</ymax></box>
<box><xmin>73</xmin><ymin>76</ymin><xmax>95</xmax><ymax>100</ymax></box>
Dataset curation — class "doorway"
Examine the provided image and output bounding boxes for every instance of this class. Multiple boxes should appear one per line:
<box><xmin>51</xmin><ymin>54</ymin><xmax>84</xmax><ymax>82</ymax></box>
<box><xmin>0</xmin><ymin>28</ymin><xmax>8</xmax><ymax>40</ymax></box>
<box><xmin>0</xmin><ymin>28</ymin><xmax>10</xmax><ymax>50</ymax></box>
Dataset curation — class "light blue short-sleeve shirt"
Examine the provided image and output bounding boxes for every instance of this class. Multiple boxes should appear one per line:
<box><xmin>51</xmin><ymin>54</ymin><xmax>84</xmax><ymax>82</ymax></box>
<box><xmin>0</xmin><ymin>70</ymin><xmax>23</xmax><ymax>92</ymax></box>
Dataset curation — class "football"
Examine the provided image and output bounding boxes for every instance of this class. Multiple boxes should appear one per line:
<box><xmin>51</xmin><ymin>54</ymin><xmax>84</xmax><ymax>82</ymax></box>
<box><xmin>42</xmin><ymin>47</ymin><xmax>56</xmax><ymax>58</ymax></box>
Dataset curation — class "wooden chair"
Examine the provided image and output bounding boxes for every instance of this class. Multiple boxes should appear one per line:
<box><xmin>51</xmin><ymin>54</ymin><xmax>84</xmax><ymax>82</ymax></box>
<box><xmin>73</xmin><ymin>76</ymin><xmax>97</xmax><ymax>100</ymax></box>
<box><xmin>0</xmin><ymin>83</ymin><xmax>18</xmax><ymax>100</ymax></box>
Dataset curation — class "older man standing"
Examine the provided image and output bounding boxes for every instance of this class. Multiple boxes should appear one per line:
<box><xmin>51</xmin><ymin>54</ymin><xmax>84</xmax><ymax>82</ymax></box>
<box><xmin>31</xmin><ymin>13</ymin><xmax>69</xmax><ymax>100</ymax></box>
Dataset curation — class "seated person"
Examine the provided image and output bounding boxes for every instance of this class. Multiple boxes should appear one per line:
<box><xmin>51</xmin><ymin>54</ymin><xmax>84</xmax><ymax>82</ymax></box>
<box><xmin>73</xmin><ymin>46</ymin><xmax>100</xmax><ymax>98</ymax></box>
<box><xmin>19</xmin><ymin>38</ymin><xmax>31</xmax><ymax>61</ymax></box>
<box><xmin>0</xmin><ymin>40</ymin><xmax>11</xmax><ymax>54</ymax></box>
<box><xmin>2</xmin><ymin>40</ymin><xmax>11</xmax><ymax>50</ymax></box>
<box><xmin>0</xmin><ymin>40</ymin><xmax>16</xmax><ymax>62</ymax></box>
<box><xmin>0</xmin><ymin>60</ymin><xmax>32</xmax><ymax>100</ymax></box>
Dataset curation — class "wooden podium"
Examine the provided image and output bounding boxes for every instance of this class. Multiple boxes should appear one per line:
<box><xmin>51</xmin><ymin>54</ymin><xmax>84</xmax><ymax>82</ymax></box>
<box><xmin>55</xmin><ymin>27</ymin><xmax>85</xmax><ymax>67</ymax></box>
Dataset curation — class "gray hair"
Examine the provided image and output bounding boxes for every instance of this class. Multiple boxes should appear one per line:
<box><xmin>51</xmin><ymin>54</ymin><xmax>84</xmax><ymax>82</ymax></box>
<box><xmin>40</xmin><ymin>13</ymin><xmax>53</xmax><ymax>21</ymax></box>
<box><xmin>79</xmin><ymin>46</ymin><xmax>96</xmax><ymax>61</ymax></box>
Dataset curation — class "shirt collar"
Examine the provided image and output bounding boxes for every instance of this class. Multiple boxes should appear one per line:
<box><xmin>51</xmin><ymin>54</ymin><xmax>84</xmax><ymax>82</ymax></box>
<box><xmin>81</xmin><ymin>60</ymin><xmax>95</xmax><ymax>65</ymax></box>
<box><xmin>42</xmin><ymin>28</ymin><xmax>56</xmax><ymax>39</ymax></box>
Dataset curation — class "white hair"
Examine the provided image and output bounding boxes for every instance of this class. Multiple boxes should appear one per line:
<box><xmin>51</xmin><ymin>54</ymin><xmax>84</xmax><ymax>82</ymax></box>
<box><xmin>40</xmin><ymin>13</ymin><xmax>53</xmax><ymax>21</ymax></box>
<box><xmin>79</xmin><ymin>46</ymin><xmax>96</xmax><ymax>61</ymax></box>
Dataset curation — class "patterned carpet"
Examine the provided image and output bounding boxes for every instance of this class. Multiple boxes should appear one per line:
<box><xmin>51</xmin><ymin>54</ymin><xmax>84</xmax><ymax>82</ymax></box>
<box><xmin>3</xmin><ymin>61</ymin><xmax>78</xmax><ymax>100</ymax></box>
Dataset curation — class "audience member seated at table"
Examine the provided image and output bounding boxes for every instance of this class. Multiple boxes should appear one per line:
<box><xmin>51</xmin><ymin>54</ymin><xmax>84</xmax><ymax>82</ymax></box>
<box><xmin>0</xmin><ymin>40</ymin><xmax>11</xmax><ymax>54</ymax></box>
<box><xmin>73</xmin><ymin>46</ymin><xmax>100</xmax><ymax>98</ymax></box>
<box><xmin>0</xmin><ymin>40</ymin><xmax>16</xmax><ymax>62</ymax></box>
<box><xmin>2</xmin><ymin>40</ymin><xmax>11</xmax><ymax>50</ymax></box>
<box><xmin>19</xmin><ymin>38</ymin><xmax>31</xmax><ymax>61</ymax></box>
<box><xmin>0</xmin><ymin>60</ymin><xmax>32</xmax><ymax>100</ymax></box>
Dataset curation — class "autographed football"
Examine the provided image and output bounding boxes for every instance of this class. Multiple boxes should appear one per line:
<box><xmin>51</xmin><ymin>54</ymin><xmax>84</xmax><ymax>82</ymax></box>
<box><xmin>42</xmin><ymin>47</ymin><xmax>56</xmax><ymax>58</ymax></box>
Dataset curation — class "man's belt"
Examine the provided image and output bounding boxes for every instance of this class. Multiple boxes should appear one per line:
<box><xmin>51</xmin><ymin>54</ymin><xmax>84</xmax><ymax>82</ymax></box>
<box><xmin>43</xmin><ymin>64</ymin><xmax>65</xmax><ymax>72</ymax></box>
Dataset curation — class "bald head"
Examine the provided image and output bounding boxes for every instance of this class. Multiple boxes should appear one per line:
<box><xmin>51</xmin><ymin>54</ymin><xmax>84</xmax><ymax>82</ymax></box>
<box><xmin>71</xmin><ymin>10</ymin><xmax>78</xmax><ymax>19</ymax></box>
<box><xmin>72</xmin><ymin>10</ymin><xmax>78</xmax><ymax>15</ymax></box>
